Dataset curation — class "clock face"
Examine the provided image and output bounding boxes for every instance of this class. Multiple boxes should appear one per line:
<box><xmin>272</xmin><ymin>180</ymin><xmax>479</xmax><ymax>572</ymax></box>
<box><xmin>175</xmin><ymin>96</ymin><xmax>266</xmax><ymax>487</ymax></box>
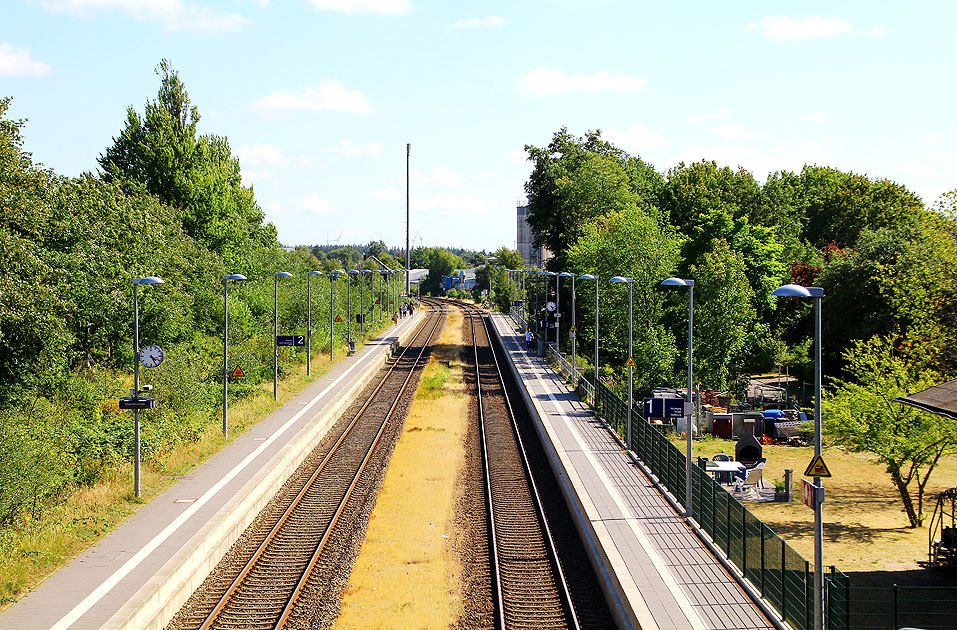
<box><xmin>546</xmin><ymin>300</ymin><xmax>557</xmax><ymax>312</ymax></box>
<box><xmin>139</xmin><ymin>345</ymin><xmax>164</xmax><ymax>368</ymax></box>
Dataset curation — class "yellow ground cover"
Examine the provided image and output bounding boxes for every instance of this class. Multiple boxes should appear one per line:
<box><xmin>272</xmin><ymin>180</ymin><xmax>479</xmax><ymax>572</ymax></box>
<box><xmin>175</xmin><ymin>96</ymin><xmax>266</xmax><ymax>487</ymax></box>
<box><xmin>332</xmin><ymin>312</ymin><xmax>470</xmax><ymax>629</ymax></box>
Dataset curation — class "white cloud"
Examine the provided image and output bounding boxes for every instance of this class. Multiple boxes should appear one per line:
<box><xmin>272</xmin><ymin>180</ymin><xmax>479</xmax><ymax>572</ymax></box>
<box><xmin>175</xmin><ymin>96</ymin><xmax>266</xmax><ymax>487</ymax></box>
<box><xmin>308</xmin><ymin>0</ymin><xmax>410</xmax><ymax>15</ymax></box>
<box><xmin>677</xmin><ymin>139</ymin><xmax>832</xmax><ymax>180</ymax></box>
<box><xmin>364</xmin><ymin>187</ymin><xmax>402</xmax><ymax>200</ymax></box>
<box><xmin>251</xmin><ymin>80</ymin><xmax>372</xmax><ymax>117</ymax></box>
<box><xmin>332</xmin><ymin>138</ymin><xmax>383</xmax><ymax>157</ymax></box>
<box><xmin>415</xmin><ymin>195</ymin><xmax>487</xmax><ymax>216</ymax></box>
<box><xmin>689</xmin><ymin>106</ymin><xmax>731</xmax><ymax>122</ymax></box>
<box><xmin>449</xmin><ymin>15</ymin><xmax>507</xmax><ymax>28</ymax></box>
<box><xmin>300</xmin><ymin>195</ymin><xmax>335</xmax><ymax>215</ymax></box>
<box><xmin>899</xmin><ymin>162</ymin><xmax>938</xmax><ymax>179</ymax></box>
<box><xmin>712</xmin><ymin>125</ymin><xmax>754</xmax><ymax>141</ymax></box>
<box><xmin>747</xmin><ymin>16</ymin><xmax>853</xmax><ymax>42</ymax></box>
<box><xmin>518</xmin><ymin>67</ymin><xmax>645</xmax><ymax>97</ymax></box>
<box><xmin>0</xmin><ymin>43</ymin><xmax>51</xmax><ymax>76</ymax></box>
<box><xmin>871</xmin><ymin>26</ymin><xmax>886</xmax><ymax>37</ymax></box>
<box><xmin>237</xmin><ymin>143</ymin><xmax>285</xmax><ymax>166</ymax></box>
<box><xmin>39</xmin><ymin>0</ymin><xmax>247</xmax><ymax>32</ymax></box>
<box><xmin>411</xmin><ymin>167</ymin><xmax>463</xmax><ymax>187</ymax></box>
<box><xmin>798</xmin><ymin>112</ymin><xmax>830</xmax><ymax>122</ymax></box>
<box><xmin>605</xmin><ymin>124</ymin><xmax>669</xmax><ymax>150</ymax></box>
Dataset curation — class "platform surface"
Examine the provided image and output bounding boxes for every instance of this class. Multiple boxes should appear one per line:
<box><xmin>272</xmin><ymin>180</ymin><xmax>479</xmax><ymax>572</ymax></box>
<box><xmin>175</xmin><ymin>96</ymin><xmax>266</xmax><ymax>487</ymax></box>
<box><xmin>490</xmin><ymin>312</ymin><xmax>775</xmax><ymax>630</ymax></box>
<box><xmin>0</xmin><ymin>314</ymin><xmax>420</xmax><ymax>630</ymax></box>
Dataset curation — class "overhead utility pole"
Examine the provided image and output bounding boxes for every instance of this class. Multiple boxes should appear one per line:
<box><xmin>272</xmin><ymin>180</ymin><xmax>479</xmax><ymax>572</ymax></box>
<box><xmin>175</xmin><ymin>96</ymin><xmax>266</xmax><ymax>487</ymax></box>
<box><xmin>406</xmin><ymin>142</ymin><xmax>411</xmax><ymax>295</ymax></box>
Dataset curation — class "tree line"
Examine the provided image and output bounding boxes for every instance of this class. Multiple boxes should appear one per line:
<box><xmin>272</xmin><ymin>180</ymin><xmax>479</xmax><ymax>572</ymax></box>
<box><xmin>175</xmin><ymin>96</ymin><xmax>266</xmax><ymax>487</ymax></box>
<box><xmin>515</xmin><ymin>128</ymin><xmax>957</xmax><ymax>526</ymax></box>
<box><xmin>0</xmin><ymin>62</ymin><xmax>439</xmax><ymax>525</ymax></box>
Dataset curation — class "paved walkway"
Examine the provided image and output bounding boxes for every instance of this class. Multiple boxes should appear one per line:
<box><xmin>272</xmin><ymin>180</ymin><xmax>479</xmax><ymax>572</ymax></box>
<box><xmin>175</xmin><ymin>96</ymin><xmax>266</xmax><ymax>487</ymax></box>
<box><xmin>490</xmin><ymin>313</ymin><xmax>776</xmax><ymax>630</ymax></box>
<box><xmin>0</xmin><ymin>315</ymin><xmax>420</xmax><ymax>630</ymax></box>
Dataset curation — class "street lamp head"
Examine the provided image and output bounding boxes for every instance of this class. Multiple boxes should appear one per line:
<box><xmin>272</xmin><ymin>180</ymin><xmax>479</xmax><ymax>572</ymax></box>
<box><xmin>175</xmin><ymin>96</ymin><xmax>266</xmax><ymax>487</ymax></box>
<box><xmin>329</xmin><ymin>270</ymin><xmax>345</xmax><ymax>279</ymax></box>
<box><xmin>545</xmin><ymin>271</ymin><xmax>557</xmax><ymax>277</ymax></box>
<box><xmin>224</xmin><ymin>273</ymin><xmax>248</xmax><ymax>281</ymax></box>
<box><xmin>660</xmin><ymin>277</ymin><xmax>693</xmax><ymax>288</ymax></box>
<box><xmin>362</xmin><ymin>269</ymin><xmax>374</xmax><ymax>274</ymax></box>
<box><xmin>275</xmin><ymin>272</ymin><xmax>293</xmax><ymax>278</ymax></box>
<box><xmin>348</xmin><ymin>269</ymin><xmax>360</xmax><ymax>276</ymax></box>
<box><xmin>771</xmin><ymin>283</ymin><xmax>823</xmax><ymax>298</ymax></box>
<box><xmin>134</xmin><ymin>276</ymin><xmax>165</xmax><ymax>285</ymax></box>
<box><xmin>307</xmin><ymin>270</ymin><xmax>323</xmax><ymax>276</ymax></box>
<box><xmin>579</xmin><ymin>274</ymin><xmax>598</xmax><ymax>281</ymax></box>
<box><xmin>558</xmin><ymin>272</ymin><xmax>573</xmax><ymax>278</ymax></box>
<box><xmin>609</xmin><ymin>276</ymin><xmax>632</xmax><ymax>284</ymax></box>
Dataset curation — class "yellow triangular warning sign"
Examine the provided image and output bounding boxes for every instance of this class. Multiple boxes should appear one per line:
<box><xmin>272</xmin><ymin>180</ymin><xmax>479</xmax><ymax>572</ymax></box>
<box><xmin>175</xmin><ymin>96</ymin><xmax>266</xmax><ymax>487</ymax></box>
<box><xmin>375</xmin><ymin>300</ymin><xmax>380</xmax><ymax>305</ymax></box>
<box><xmin>230</xmin><ymin>365</ymin><xmax>246</xmax><ymax>378</ymax></box>
<box><xmin>569</xmin><ymin>325</ymin><xmax>577</xmax><ymax>332</ymax></box>
<box><xmin>804</xmin><ymin>454</ymin><xmax>832</xmax><ymax>478</ymax></box>
<box><xmin>625</xmin><ymin>356</ymin><xmax>636</xmax><ymax>367</ymax></box>
<box><xmin>335</xmin><ymin>315</ymin><xmax>343</xmax><ymax>322</ymax></box>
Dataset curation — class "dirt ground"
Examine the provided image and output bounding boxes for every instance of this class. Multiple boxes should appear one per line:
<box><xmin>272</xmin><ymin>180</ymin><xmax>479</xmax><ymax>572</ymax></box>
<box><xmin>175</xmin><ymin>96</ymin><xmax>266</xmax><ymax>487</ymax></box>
<box><xmin>331</xmin><ymin>312</ymin><xmax>469</xmax><ymax>629</ymax></box>
<box><xmin>686</xmin><ymin>438</ymin><xmax>957</xmax><ymax>587</ymax></box>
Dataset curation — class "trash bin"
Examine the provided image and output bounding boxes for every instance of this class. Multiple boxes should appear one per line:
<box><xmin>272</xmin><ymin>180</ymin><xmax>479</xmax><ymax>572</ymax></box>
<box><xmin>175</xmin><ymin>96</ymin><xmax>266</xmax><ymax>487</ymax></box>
<box><xmin>348</xmin><ymin>340</ymin><xmax>356</xmax><ymax>354</ymax></box>
<box><xmin>537</xmin><ymin>339</ymin><xmax>545</xmax><ymax>357</ymax></box>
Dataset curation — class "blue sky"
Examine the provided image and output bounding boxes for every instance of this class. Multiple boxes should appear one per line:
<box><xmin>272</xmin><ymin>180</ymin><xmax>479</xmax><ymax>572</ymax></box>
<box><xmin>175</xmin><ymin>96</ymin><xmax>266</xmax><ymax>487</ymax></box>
<box><xmin>3</xmin><ymin>1</ymin><xmax>955</xmax><ymax>252</ymax></box>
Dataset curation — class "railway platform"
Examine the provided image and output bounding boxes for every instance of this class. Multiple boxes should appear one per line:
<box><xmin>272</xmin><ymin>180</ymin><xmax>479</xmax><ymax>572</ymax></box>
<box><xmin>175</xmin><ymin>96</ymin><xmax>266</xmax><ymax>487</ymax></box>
<box><xmin>489</xmin><ymin>312</ymin><xmax>777</xmax><ymax>630</ymax></box>
<box><xmin>0</xmin><ymin>314</ymin><xmax>422</xmax><ymax>630</ymax></box>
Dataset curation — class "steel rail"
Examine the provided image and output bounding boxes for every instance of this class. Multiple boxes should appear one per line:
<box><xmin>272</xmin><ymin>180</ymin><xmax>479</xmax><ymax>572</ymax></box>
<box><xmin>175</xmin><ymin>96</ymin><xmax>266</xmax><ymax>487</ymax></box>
<box><xmin>467</xmin><ymin>306</ymin><xmax>580</xmax><ymax>629</ymax></box>
<box><xmin>196</xmin><ymin>306</ymin><xmax>443</xmax><ymax>630</ymax></box>
<box><xmin>274</xmin><ymin>307</ymin><xmax>444</xmax><ymax>627</ymax></box>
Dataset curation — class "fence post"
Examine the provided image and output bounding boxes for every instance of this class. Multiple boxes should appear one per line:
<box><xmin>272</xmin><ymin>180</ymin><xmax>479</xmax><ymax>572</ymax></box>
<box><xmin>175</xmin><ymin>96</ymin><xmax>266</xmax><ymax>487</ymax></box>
<box><xmin>742</xmin><ymin>503</ymin><xmax>748</xmax><ymax>577</ymax></box>
<box><xmin>761</xmin><ymin>524</ymin><xmax>766</xmax><ymax>594</ymax></box>
<box><xmin>893</xmin><ymin>583</ymin><xmax>898</xmax><ymax>630</ymax></box>
<box><xmin>781</xmin><ymin>539</ymin><xmax>787</xmax><ymax>623</ymax></box>
<box><xmin>805</xmin><ymin>560</ymin><xmax>811</xmax><ymax>630</ymax></box>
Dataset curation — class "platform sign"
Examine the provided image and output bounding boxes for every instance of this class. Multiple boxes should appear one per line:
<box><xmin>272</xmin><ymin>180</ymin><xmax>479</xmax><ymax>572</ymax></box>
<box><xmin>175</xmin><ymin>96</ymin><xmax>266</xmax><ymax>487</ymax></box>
<box><xmin>802</xmin><ymin>478</ymin><xmax>825</xmax><ymax>509</ymax></box>
<box><xmin>642</xmin><ymin>397</ymin><xmax>685</xmax><ymax>419</ymax></box>
<box><xmin>230</xmin><ymin>365</ymin><xmax>246</xmax><ymax>378</ymax></box>
<box><xmin>119</xmin><ymin>396</ymin><xmax>155</xmax><ymax>410</ymax></box>
<box><xmin>569</xmin><ymin>331</ymin><xmax>576</xmax><ymax>339</ymax></box>
<box><xmin>804</xmin><ymin>454</ymin><xmax>832</xmax><ymax>478</ymax></box>
<box><xmin>276</xmin><ymin>335</ymin><xmax>305</xmax><ymax>347</ymax></box>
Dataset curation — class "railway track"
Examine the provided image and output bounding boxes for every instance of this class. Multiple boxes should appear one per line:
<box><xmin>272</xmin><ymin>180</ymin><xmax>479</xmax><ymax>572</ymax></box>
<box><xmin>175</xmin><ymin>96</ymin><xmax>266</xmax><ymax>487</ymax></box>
<box><xmin>465</xmin><ymin>306</ymin><xmax>580</xmax><ymax>630</ymax></box>
<box><xmin>170</xmin><ymin>306</ymin><xmax>444</xmax><ymax>630</ymax></box>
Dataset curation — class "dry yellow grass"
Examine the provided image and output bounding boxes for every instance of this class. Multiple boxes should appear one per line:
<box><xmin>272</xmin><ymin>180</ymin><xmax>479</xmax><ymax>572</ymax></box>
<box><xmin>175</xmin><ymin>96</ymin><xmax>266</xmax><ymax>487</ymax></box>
<box><xmin>332</xmin><ymin>312</ymin><xmax>469</xmax><ymax>630</ymax></box>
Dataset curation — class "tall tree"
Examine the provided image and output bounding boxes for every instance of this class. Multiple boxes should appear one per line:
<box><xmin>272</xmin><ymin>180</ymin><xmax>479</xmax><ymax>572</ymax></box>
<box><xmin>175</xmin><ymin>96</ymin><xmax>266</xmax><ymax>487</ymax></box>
<box><xmin>98</xmin><ymin>60</ymin><xmax>276</xmax><ymax>269</ymax></box>
<box><xmin>524</xmin><ymin>128</ymin><xmax>662</xmax><ymax>268</ymax></box>
<box><xmin>687</xmin><ymin>239</ymin><xmax>756</xmax><ymax>390</ymax></box>
<box><xmin>825</xmin><ymin>332</ymin><xmax>957</xmax><ymax>527</ymax></box>
<box><xmin>565</xmin><ymin>207</ymin><xmax>680</xmax><ymax>394</ymax></box>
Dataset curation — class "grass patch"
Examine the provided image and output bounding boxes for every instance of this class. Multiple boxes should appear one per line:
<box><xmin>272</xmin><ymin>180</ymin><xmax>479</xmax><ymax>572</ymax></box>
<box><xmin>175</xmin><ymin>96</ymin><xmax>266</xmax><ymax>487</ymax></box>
<box><xmin>332</xmin><ymin>311</ymin><xmax>469</xmax><ymax>629</ymax></box>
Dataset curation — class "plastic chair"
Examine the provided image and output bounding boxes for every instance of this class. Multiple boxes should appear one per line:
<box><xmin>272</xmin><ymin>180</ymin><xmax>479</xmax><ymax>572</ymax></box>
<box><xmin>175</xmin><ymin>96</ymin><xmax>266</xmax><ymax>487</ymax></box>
<box><xmin>734</xmin><ymin>463</ymin><xmax>765</xmax><ymax>499</ymax></box>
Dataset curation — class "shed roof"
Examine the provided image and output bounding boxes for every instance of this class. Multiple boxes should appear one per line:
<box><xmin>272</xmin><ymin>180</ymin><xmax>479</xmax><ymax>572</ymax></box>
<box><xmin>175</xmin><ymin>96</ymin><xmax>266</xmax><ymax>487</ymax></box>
<box><xmin>894</xmin><ymin>379</ymin><xmax>957</xmax><ymax>420</ymax></box>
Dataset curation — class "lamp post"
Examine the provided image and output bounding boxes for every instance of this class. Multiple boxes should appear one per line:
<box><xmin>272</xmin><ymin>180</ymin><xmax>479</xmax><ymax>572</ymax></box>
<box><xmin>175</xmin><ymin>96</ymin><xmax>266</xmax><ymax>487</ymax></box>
<box><xmin>557</xmin><ymin>271</ymin><xmax>572</xmax><ymax>358</ymax></box>
<box><xmin>223</xmin><ymin>273</ymin><xmax>247</xmax><ymax>437</ymax></box>
<box><xmin>559</xmin><ymin>272</ymin><xmax>576</xmax><ymax>378</ymax></box>
<box><xmin>772</xmin><ymin>284</ymin><xmax>825</xmax><ymax>630</ymax></box>
<box><xmin>661</xmin><ymin>277</ymin><xmax>696</xmax><ymax>519</ymax></box>
<box><xmin>361</xmin><ymin>269</ymin><xmax>373</xmax><ymax>333</ymax></box>
<box><xmin>545</xmin><ymin>271</ymin><xmax>557</xmax><ymax>346</ymax></box>
<box><xmin>131</xmin><ymin>276</ymin><xmax>164</xmax><ymax>498</ymax></box>
<box><xmin>610</xmin><ymin>276</ymin><xmax>634</xmax><ymax>449</ymax></box>
<box><xmin>329</xmin><ymin>270</ymin><xmax>344</xmax><ymax>360</ymax></box>
<box><xmin>579</xmin><ymin>274</ymin><xmax>599</xmax><ymax>388</ymax></box>
<box><xmin>348</xmin><ymin>269</ymin><xmax>359</xmax><ymax>349</ymax></box>
<box><xmin>274</xmin><ymin>272</ymin><xmax>293</xmax><ymax>401</ymax></box>
<box><xmin>307</xmin><ymin>271</ymin><xmax>322</xmax><ymax>376</ymax></box>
